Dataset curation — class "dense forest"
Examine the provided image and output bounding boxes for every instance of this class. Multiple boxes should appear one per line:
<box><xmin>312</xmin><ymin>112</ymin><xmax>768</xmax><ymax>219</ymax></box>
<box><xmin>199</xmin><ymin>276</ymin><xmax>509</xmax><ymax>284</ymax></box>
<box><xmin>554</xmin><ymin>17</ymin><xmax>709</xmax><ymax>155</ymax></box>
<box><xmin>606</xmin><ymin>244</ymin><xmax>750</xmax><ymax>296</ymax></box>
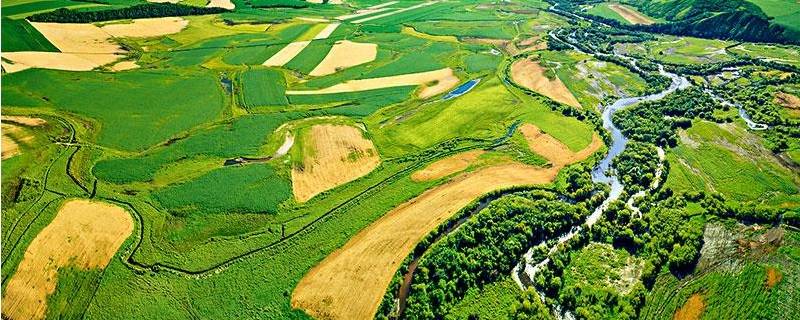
<box><xmin>28</xmin><ymin>4</ymin><xmax>227</xmax><ymax>23</ymax></box>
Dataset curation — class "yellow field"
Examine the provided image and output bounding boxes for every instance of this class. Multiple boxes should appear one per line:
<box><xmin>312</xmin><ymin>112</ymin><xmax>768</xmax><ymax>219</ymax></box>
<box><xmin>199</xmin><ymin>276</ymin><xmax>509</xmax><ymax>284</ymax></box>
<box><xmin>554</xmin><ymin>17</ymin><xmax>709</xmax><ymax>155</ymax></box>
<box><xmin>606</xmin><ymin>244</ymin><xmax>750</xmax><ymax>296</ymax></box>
<box><xmin>291</xmin><ymin>125</ymin><xmax>381</xmax><ymax>202</ymax></box>
<box><xmin>309</xmin><ymin>40</ymin><xmax>377</xmax><ymax>76</ymax></box>
<box><xmin>2</xmin><ymin>199</ymin><xmax>133</xmax><ymax>320</ymax></box>
<box><xmin>411</xmin><ymin>149</ymin><xmax>486</xmax><ymax>181</ymax></box>
<box><xmin>287</xmin><ymin>68</ymin><xmax>459</xmax><ymax>99</ymax></box>
<box><xmin>291</xmin><ymin>124</ymin><xmax>602</xmax><ymax>319</ymax></box>
<box><xmin>511</xmin><ymin>58</ymin><xmax>582</xmax><ymax>108</ymax></box>
<box><xmin>101</xmin><ymin>17</ymin><xmax>188</xmax><ymax>38</ymax></box>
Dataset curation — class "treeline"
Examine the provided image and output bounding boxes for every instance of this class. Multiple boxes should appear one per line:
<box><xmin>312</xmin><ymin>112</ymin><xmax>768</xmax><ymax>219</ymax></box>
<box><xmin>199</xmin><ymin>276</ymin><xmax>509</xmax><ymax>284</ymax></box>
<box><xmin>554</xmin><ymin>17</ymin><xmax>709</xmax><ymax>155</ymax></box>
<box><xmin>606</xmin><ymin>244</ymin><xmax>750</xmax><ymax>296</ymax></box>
<box><xmin>613</xmin><ymin>87</ymin><xmax>727</xmax><ymax>147</ymax></box>
<box><xmin>28</xmin><ymin>3</ymin><xmax>228</xmax><ymax>23</ymax></box>
<box><xmin>401</xmin><ymin>192</ymin><xmax>589</xmax><ymax>318</ymax></box>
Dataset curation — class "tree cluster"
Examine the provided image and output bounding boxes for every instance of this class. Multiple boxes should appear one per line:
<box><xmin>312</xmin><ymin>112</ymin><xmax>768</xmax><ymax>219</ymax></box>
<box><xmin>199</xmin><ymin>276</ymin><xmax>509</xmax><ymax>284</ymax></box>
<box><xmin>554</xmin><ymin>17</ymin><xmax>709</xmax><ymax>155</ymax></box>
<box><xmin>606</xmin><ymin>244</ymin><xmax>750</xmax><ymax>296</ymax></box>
<box><xmin>613</xmin><ymin>87</ymin><xmax>726</xmax><ymax>147</ymax></box>
<box><xmin>403</xmin><ymin>192</ymin><xmax>589</xmax><ymax>319</ymax></box>
<box><xmin>28</xmin><ymin>4</ymin><xmax>227</xmax><ymax>23</ymax></box>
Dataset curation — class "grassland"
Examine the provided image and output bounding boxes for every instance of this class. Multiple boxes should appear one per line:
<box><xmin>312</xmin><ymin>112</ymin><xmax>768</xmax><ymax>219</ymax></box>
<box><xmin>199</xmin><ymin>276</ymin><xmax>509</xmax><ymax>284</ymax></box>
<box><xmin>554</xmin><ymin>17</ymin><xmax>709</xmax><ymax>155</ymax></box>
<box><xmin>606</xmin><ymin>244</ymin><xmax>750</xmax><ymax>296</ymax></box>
<box><xmin>746</xmin><ymin>0</ymin><xmax>800</xmax><ymax>38</ymax></box>
<box><xmin>445</xmin><ymin>277</ymin><xmax>520</xmax><ymax>320</ymax></box>
<box><xmin>665</xmin><ymin>121</ymin><xmax>799</xmax><ymax>207</ymax></box>
<box><xmin>241</xmin><ymin>68</ymin><xmax>289</xmax><ymax>107</ymax></box>
<box><xmin>642</xmin><ymin>223</ymin><xmax>800</xmax><ymax>319</ymax></box>
<box><xmin>2</xmin><ymin>69</ymin><xmax>225</xmax><ymax>151</ymax></box>
<box><xmin>1</xmin><ymin>17</ymin><xmax>58</xmax><ymax>52</ymax></box>
<box><xmin>614</xmin><ymin>36</ymin><xmax>735</xmax><ymax>65</ymax></box>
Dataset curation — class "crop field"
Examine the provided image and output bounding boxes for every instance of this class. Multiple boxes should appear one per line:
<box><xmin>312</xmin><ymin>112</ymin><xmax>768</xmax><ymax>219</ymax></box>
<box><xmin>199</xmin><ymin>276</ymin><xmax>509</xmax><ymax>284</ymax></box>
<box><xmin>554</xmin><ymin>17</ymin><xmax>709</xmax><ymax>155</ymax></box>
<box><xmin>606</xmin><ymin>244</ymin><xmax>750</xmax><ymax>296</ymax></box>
<box><xmin>2</xmin><ymin>0</ymin><xmax>799</xmax><ymax>319</ymax></box>
<box><xmin>241</xmin><ymin>68</ymin><xmax>289</xmax><ymax>107</ymax></box>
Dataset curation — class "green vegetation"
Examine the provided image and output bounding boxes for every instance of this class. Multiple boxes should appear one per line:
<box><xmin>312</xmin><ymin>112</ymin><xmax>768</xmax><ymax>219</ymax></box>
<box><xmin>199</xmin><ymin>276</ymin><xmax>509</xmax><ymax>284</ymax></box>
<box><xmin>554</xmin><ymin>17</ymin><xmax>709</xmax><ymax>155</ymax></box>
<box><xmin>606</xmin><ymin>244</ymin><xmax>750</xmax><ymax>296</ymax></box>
<box><xmin>153</xmin><ymin>163</ymin><xmax>291</xmax><ymax>215</ymax></box>
<box><xmin>3</xmin><ymin>69</ymin><xmax>225</xmax><ymax>151</ymax></box>
<box><xmin>241</xmin><ymin>68</ymin><xmax>289</xmax><ymax>107</ymax></box>
<box><xmin>445</xmin><ymin>277</ymin><xmax>521</xmax><ymax>320</ymax></box>
<box><xmin>1</xmin><ymin>17</ymin><xmax>58</xmax><ymax>52</ymax></box>
<box><xmin>664</xmin><ymin>121</ymin><xmax>799</xmax><ymax>206</ymax></box>
<box><xmin>586</xmin><ymin>3</ymin><xmax>631</xmax><ymax>25</ymax></box>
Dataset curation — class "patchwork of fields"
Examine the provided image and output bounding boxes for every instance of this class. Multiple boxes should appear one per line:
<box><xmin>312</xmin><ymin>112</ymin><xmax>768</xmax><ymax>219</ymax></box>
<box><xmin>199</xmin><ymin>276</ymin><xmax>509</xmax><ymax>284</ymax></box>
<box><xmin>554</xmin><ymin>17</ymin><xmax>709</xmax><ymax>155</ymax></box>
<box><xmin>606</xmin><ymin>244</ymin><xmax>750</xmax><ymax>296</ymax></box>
<box><xmin>1</xmin><ymin>0</ymin><xmax>799</xmax><ymax>319</ymax></box>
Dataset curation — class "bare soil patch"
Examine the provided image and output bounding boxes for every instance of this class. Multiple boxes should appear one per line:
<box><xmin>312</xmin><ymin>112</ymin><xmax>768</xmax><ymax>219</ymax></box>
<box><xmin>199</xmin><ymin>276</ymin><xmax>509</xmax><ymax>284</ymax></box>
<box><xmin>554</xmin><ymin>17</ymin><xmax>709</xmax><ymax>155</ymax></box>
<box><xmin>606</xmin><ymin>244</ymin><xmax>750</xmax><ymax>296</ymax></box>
<box><xmin>31</xmin><ymin>22</ymin><xmax>123</xmax><ymax>53</ymax></box>
<box><xmin>352</xmin><ymin>1</ymin><xmax>438</xmax><ymax>23</ymax></box>
<box><xmin>775</xmin><ymin>92</ymin><xmax>800</xmax><ymax>114</ymax></box>
<box><xmin>110</xmin><ymin>60</ymin><xmax>140</xmax><ymax>71</ymax></box>
<box><xmin>292</xmin><ymin>126</ymin><xmax>602</xmax><ymax>320</ymax></box>
<box><xmin>2</xmin><ymin>116</ymin><xmax>47</xmax><ymax>126</ymax></box>
<box><xmin>206</xmin><ymin>0</ymin><xmax>235</xmax><ymax>9</ymax></box>
<box><xmin>673</xmin><ymin>293</ymin><xmax>705</xmax><ymax>320</ymax></box>
<box><xmin>309</xmin><ymin>40</ymin><xmax>377</xmax><ymax>76</ymax></box>
<box><xmin>765</xmin><ymin>266</ymin><xmax>782</xmax><ymax>288</ymax></box>
<box><xmin>291</xmin><ymin>125</ymin><xmax>380</xmax><ymax>202</ymax></box>
<box><xmin>608</xmin><ymin>4</ymin><xmax>654</xmax><ymax>25</ymax></box>
<box><xmin>411</xmin><ymin>150</ymin><xmax>485</xmax><ymax>181</ymax></box>
<box><xmin>2</xmin><ymin>124</ymin><xmax>22</xmax><ymax>160</ymax></box>
<box><xmin>287</xmin><ymin>68</ymin><xmax>459</xmax><ymax>98</ymax></box>
<box><xmin>263</xmin><ymin>41</ymin><xmax>311</xmax><ymax>67</ymax></box>
<box><xmin>101</xmin><ymin>17</ymin><xmax>188</xmax><ymax>38</ymax></box>
<box><xmin>2</xmin><ymin>122</ymin><xmax>41</xmax><ymax>159</ymax></box>
<box><xmin>1</xmin><ymin>52</ymin><xmax>121</xmax><ymax>73</ymax></box>
<box><xmin>511</xmin><ymin>58</ymin><xmax>581</xmax><ymax>108</ymax></box>
<box><xmin>519</xmin><ymin>124</ymin><xmax>601</xmax><ymax>165</ymax></box>
<box><xmin>1</xmin><ymin>199</ymin><xmax>133</xmax><ymax>320</ymax></box>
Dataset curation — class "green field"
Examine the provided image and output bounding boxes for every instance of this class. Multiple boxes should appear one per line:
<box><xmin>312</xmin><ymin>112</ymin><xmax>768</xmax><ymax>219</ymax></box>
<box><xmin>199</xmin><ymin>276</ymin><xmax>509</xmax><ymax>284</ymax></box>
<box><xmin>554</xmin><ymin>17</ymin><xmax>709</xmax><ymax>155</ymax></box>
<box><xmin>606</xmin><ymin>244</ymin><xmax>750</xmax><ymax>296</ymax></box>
<box><xmin>241</xmin><ymin>68</ymin><xmax>289</xmax><ymax>107</ymax></box>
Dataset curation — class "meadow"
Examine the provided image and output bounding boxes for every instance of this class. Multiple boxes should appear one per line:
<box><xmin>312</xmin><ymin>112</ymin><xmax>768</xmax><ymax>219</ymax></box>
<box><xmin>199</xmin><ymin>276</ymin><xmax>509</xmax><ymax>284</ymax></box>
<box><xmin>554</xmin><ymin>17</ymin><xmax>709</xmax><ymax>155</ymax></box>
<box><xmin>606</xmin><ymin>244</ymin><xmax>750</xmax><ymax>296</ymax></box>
<box><xmin>664</xmin><ymin>121</ymin><xmax>799</xmax><ymax>207</ymax></box>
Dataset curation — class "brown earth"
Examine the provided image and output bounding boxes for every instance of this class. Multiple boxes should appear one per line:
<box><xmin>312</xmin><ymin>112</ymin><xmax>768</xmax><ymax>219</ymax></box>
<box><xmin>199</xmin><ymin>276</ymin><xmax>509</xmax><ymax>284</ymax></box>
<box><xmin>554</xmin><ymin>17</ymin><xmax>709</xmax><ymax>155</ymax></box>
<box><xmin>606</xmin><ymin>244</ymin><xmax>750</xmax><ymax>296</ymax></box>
<box><xmin>2</xmin><ymin>124</ymin><xmax>22</xmax><ymax>160</ymax></box>
<box><xmin>206</xmin><ymin>0</ymin><xmax>235</xmax><ymax>9</ymax></box>
<box><xmin>775</xmin><ymin>92</ymin><xmax>800</xmax><ymax>110</ymax></box>
<box><xmin>411</xmin><ymin>150</ymin><xmax>486</xmax><ymax>181</ymax></box>
<box><xmin>608</xmin><ymin>4</ymin><xmax>654</xmax><ymax>25</ymax></box>
<box><xmin>2</xmin><ymin>116</ymin><xmax>47</xmax><ymax>126</ymax></box>
<box><xmin>519</xmin><ymin>123</ymin><xmax>601</xmax><ymax>165</ymax></box>
<box><xmin>1</xmin><ymin>52</ymin><xmax>121</xmax><ymax>73</ymax></box>
<box><xmin>101</xmin><ymin>17</ymin><xmax>188</xmax><ymax>38</ymax></box>
<box><xmin>673</xmin><ymin>293</ymin><xmax>705</xmax><ymax>320</ymax></box>
<box><xmin>30</xmin><ymin>22</ymin><xmax>123</xmax><ymax>53</ymax></box>
<box><xmin>1</xmin><ymin>199</ymin><xmax>133</xmax><ymax>320</ymax></box>
<box><xmin>309</xmin><ymin>40</ymin><xmax>377</xmax><ymax>76</ymax></box>
<box><xmin>765</xmin><ymin>266</ymin><xmax>782</xmax><ymax>289</ymax></box>
<box><xmin>110</xmin><ymin>60</ymin><xmax>140</xmax><ymax>71</ymax></box>
<box><xmin>510</xmin><ymin>58</ymin><xmax>582</xmax><ymax>108</ymax></box>
<box><xmin>291</xmin><ymin>125</ymin><xmax>380</xmax><ymax>202</ymax></box>
<box><xmin>291</xmin><ymin>124</ymin><xmax>602</xmax><ymax>320</ymax></box>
